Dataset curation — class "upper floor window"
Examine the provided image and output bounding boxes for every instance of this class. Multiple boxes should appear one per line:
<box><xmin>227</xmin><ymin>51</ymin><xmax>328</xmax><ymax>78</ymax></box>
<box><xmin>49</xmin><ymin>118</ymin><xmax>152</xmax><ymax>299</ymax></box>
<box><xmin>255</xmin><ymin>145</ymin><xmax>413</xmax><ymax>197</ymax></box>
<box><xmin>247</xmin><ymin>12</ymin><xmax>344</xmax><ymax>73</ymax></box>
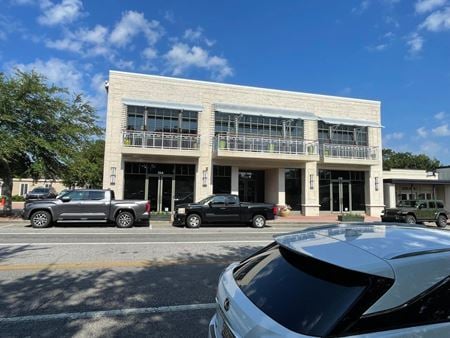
<box><xmin>318</xmin><ymin>121</ymin><xmax>368</xmax><ymax>146</ymax></box>
<box><xmin>215</xmin><ymin>112</ymin><xmax>304</xmax><ymax>139</ymax></box>
<box><xmin>126</xmin><ymin>105</ymin><xmax>198</xmax><ymax>134</ymax></box>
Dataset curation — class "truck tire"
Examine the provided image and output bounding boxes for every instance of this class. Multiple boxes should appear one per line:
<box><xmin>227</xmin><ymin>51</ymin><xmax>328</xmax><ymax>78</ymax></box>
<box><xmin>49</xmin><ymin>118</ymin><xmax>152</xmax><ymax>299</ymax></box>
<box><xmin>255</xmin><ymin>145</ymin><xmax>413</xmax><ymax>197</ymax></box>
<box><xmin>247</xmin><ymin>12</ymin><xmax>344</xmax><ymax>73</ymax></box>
<box><xmin>186</xmin><ymin>214</ymin><xmax>201</xmax><ymax>228</ymax></box>
<box><xmin>252</xmin><ymin>215</ymin><xmax>266</xmax><ymax>228</ymax></box>
<box><xmin>116</xmin><ymin>211</ymin><xmax>134</xmax><ymax>228</ymax></box>
<box><xmin>31</xmin><ymin>210</ymin><xmax>52</xmax><ymax>228</ymax></box>
<box><xmin>436</xmin><ymin>214</ymin><xmax>448</xmax><ymax>228</ymax></box>
<box><xmin>405</xmin><ymin>215</ymin><xmax>416</xmax><ymax>225</ymax></box>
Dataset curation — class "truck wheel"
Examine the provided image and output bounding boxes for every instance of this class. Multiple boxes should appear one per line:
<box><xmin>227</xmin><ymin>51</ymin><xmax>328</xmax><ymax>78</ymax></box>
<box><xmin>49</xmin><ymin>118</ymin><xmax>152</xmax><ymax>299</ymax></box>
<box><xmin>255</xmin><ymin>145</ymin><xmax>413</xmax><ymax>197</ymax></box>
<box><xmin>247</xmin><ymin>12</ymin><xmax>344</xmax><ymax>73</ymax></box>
<box><xmin>252</xmin><ymin>215</ymin><xmax>266</xmax><ymax>228</ymax></box>
<box><xmin>116</xmin><ymin>211</ymin><xmax>134</xmax><ymax>228</ymax></box>
<box><xmin>436</xmin><ymin>215</ymin><xmax>448</xmax><ymax>228</ymax></box>
<box><xmin>405</xmin><ymin>215</ymin><xmax>416</xmax><ymax>225</ymax></box>
<box><xmin>186</xmin><ymin>214</ymin><xmax>201</xmax><ymax>228</ymax></box>
<box><xmin>31</xmin><ymin>210</ymin><xmax>52</xmax><ymax>228</ymax></box>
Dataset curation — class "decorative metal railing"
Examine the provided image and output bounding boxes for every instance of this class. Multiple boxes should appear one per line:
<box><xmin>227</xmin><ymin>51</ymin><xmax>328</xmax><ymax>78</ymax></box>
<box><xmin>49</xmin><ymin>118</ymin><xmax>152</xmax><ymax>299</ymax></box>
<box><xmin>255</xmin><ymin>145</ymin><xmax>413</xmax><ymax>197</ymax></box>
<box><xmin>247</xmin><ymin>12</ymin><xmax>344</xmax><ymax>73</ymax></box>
<box><xmin>321</xmin><ymin>144</ymin><xmax>379</xmax><ymax>160</ymax></box>
<box><xmin>215</xmin><ymin>135</ymin><xmax>319</xmax><ymax>155</ymax></box>
<box><xmin>122</xmin><ymin>131</ymin><xmax>200</xmax><ymax>150</ymax></box>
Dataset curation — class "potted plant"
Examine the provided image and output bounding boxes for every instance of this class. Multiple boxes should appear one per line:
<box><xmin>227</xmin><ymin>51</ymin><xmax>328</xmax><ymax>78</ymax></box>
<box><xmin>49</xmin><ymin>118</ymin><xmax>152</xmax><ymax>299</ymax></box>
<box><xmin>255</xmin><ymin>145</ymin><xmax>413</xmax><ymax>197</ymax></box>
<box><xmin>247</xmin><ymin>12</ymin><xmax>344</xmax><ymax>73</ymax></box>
<box><xmin>278</xmin><ymin>204</ymin><xmax>292</xmax><ymax>217</ymax></box>
<box><xmin>337</xmin><ymin>212</ymin><xmax>365</xmax><ymax>222</ymax></box>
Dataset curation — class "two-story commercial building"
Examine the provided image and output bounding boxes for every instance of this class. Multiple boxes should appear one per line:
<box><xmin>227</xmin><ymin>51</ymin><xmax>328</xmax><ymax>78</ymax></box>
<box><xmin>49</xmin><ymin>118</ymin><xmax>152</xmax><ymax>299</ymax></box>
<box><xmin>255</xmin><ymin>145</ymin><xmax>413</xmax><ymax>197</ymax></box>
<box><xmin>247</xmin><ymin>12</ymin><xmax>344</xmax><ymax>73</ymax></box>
<box><xmin>103</xmin><ymin>71</ymin><xmax>384</xmax><ymax>216</ymax></box>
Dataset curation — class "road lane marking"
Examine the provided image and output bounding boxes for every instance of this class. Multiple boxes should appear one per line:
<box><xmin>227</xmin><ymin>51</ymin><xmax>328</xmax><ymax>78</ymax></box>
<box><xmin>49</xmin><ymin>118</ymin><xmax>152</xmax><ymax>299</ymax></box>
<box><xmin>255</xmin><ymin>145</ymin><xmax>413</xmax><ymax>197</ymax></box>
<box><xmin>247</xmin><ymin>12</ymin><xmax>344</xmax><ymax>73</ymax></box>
<box><xmin>0</xmin><ymin>258</ymin><xmax>235</xmax><ymax>271</ymax></box>
<box><xmin>0</xmin><ymin>303</ymin><xmax>216</xmax><ymax>323</ymax></box>
<box><xmin>0</xmin><ymin>240</ymin><xmax>271</xmax><ymax>246</ymax></box>
<box><xmin>0</xmin><ymin>224</ymin><xmax>17</xmax><ymax>228</ymax></box>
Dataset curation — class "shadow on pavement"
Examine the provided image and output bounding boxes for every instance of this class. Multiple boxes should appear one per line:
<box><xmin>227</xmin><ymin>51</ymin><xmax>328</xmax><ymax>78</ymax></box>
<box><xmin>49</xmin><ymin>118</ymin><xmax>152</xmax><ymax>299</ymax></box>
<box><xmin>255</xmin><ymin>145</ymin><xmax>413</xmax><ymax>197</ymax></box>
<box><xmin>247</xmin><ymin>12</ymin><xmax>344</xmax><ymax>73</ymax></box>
<box><xmin>0</xmin><ymin>245</ymin><xmax>261</xmax><ymax>337</ymax></box>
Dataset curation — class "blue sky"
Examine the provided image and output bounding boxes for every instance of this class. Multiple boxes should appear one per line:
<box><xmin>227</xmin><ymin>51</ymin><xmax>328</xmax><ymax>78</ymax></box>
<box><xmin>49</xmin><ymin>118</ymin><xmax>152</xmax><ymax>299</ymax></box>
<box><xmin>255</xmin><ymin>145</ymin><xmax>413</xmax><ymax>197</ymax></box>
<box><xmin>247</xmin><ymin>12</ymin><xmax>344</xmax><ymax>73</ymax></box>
<box><xmin>1</xmin><ymin>0</ymin><xmax>450</xmax><ymax>163</ymax></box>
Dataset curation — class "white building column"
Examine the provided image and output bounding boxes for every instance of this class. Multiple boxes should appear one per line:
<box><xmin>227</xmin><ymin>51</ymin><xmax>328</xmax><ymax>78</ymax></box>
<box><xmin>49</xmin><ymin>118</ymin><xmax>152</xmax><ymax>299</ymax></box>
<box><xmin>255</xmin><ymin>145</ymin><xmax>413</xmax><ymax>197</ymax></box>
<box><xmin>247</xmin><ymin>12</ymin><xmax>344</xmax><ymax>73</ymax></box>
<box><xmin>443</xmin><ymin>185</ymin><xmax>450</xmax><ymax>211</ymax></box>
<box><xmin>194</xmin><ymin>105</ymin><xmax>213</xmax><ymax>202</ymax></box>
<box><xmin>231</xmin><ymin>166</ymin><xmax>239</xmax><ymax>195</ymax></box>
<box><xmin>301</xmin><ymin>161</ymin><xmax>320</xmax><ymax>216</ymax></box>
<box><xmin>365</xmin><ymin>166</ymin><xmax>385</xmax><ymax>216</ymax></box>
<box><xmin>383</xmin><ymin>183</ymin><xmax>396</xmax><ymax>208</ymax></box>
<box><xmin>264</xmin><ymin>168</ymin><xmax>285</xmax><ymax>205</ymax></box>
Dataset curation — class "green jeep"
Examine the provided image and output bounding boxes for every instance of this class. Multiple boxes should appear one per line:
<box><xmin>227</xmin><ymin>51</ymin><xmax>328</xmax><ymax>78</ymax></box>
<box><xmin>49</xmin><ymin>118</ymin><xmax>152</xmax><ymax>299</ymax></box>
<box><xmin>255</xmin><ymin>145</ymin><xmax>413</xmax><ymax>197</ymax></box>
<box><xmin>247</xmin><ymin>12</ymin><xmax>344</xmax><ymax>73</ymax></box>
<box><xmin>381</xmin><ymin>199</ymin><xmax>450</xmax><ymax>228</ymax></box>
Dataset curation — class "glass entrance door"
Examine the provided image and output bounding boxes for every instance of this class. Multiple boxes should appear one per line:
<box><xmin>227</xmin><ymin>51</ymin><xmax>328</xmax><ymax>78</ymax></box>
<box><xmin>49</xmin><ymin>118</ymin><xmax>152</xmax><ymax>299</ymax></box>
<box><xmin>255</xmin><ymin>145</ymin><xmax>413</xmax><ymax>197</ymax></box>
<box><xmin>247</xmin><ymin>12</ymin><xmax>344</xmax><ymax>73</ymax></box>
<box><xmin>147</xmin><ymin>174</ymin><xmax>175</xmax><ymax>212</ymax></box>
<box><xmin>331</xmin><ymin>179</ymin><xmax>351</xmax><ymax>213</ymax></box>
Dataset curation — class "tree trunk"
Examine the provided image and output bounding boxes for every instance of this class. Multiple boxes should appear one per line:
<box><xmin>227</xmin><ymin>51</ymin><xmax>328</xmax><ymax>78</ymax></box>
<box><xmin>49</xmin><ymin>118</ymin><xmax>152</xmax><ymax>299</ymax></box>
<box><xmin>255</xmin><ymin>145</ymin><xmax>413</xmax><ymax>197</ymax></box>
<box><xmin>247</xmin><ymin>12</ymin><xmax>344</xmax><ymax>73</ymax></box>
<box><xmin>0</xmin><ymin>158</ymin><xmax>13</xmax><ymax>216</ymax></box>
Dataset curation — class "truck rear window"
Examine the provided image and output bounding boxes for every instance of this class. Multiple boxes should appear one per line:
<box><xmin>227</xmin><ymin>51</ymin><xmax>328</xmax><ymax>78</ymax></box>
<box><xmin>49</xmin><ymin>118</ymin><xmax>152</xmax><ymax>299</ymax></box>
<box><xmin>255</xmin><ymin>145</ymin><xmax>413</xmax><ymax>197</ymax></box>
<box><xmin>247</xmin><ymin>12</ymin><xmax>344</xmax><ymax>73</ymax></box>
<box><xmin>233</xmin><ymin>244</ymin><xmax>393</xmax><ymax>337</ymax></box>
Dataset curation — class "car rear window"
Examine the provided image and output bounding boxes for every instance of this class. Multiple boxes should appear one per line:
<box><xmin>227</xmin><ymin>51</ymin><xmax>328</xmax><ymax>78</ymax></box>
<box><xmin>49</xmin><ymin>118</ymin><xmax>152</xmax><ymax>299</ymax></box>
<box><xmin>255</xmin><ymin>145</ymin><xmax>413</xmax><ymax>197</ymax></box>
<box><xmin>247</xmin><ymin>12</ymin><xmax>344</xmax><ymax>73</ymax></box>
<box><xmin>31</xmin><ymin>188</ymin><xmax>49</xmax><ymax>193</ymax></box>
<box><xmin>233</xmin><ymin>244</ymin><xmax>393</xmax><ymax>337</ymax></box>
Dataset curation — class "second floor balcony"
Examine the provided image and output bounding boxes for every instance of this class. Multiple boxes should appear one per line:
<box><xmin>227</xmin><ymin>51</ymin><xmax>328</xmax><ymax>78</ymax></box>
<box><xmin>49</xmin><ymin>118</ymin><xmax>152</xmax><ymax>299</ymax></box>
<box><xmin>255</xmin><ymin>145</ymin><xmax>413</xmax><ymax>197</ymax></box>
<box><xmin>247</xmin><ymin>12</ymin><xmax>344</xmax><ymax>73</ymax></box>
<box><xmin>122</xmin><ymin>131</ymin><xmax>201</xmax><ymax>156</ymax></box>
<box><xmin>214</xmin><ymin>134</ymin><xmax>319</xmax><ymax>160</ymax></box>
<box><xmin>321</xmin><ymin>143</ymin><xmax>379</xmax><ymax>162</ymax></box>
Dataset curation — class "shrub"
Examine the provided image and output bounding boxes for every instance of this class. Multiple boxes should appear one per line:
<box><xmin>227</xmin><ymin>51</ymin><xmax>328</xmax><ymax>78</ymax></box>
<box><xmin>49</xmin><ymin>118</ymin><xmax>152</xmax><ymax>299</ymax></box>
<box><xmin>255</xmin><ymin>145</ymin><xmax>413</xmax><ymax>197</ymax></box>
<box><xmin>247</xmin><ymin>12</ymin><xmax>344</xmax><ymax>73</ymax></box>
<box><xmin>11</xmin><ymin>195</ymin><xmax>25</xmax><ymax>202</ymax></box>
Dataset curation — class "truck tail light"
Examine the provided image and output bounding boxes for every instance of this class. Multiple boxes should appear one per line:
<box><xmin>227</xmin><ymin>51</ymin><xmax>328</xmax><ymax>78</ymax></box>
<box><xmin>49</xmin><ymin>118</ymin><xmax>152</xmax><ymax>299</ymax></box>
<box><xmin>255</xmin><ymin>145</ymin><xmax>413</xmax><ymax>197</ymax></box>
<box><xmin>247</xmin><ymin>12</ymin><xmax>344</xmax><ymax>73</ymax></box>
<box><xmin>146</xmin><ymin>201</ymin><xmax>151</xmax><ymax>213</ymax></box>
<box><xmin>273</xmin><ymin>206</ymin><xmax>278</xmax><ymax>216</ymax></box>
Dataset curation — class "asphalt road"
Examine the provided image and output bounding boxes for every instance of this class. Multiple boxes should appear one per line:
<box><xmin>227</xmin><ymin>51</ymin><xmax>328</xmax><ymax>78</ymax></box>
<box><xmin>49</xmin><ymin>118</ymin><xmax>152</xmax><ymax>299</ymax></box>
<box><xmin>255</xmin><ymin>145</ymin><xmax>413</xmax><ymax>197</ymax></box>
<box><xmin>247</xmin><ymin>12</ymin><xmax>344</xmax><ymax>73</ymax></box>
<box><xmin>0</xmin><ymin>222</ymin><xmax>301</xmax><ymax>338</ymax></box>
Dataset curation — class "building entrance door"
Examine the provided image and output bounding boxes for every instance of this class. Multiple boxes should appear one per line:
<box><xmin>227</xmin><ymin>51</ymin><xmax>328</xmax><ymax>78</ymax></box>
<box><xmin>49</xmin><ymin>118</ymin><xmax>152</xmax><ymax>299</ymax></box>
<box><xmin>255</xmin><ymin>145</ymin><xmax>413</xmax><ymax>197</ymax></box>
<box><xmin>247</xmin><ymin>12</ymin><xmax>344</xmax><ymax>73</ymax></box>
<box><xmin>239</xmin><ymin>170</ymin><xmax>265</xmax><ymax>203</ymax></box>
<box><xmin>331</xmin><ymin>178</ymin><xmax>351</xmax><ymax>213</ymax></box>
<box><xmin>147</xmin><ymin>174</ymin><xmax>175</xmax><ymax>212</ymax></box>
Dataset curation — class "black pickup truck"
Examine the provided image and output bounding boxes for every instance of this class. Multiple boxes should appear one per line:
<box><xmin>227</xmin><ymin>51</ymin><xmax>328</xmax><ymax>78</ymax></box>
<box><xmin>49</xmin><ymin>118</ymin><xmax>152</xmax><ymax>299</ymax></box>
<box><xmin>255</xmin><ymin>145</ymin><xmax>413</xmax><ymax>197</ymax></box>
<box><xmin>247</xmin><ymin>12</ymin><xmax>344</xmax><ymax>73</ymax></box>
<box><xmin>173</xmin><ymin>194</ymin><xmax>276</xmax><ymax>228</ymax></box>
<box><xmin>22</xmin><ymin>189</ymin><xmax>150</xmax><ymax>228</ymax></box>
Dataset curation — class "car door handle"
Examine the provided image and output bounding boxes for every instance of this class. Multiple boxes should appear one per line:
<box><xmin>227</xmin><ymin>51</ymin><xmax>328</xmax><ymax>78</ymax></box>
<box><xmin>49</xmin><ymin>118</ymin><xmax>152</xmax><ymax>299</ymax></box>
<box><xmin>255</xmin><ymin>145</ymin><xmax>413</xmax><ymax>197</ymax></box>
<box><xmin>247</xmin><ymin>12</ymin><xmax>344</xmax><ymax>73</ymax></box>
<box><xmin>220</xmin><ymin>207</ymin><xmax>227</xmax><ymax>210</ymax></box>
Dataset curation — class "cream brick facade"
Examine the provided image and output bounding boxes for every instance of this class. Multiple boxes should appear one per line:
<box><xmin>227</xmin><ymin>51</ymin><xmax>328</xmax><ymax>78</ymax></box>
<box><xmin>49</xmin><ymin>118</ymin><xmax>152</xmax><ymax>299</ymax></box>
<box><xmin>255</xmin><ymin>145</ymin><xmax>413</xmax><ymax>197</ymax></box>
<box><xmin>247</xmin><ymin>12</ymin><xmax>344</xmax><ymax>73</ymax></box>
<box><xmin>103</xmin><ymin>70</ymin><xmax>384</xmax><ymax>216</ymax></box>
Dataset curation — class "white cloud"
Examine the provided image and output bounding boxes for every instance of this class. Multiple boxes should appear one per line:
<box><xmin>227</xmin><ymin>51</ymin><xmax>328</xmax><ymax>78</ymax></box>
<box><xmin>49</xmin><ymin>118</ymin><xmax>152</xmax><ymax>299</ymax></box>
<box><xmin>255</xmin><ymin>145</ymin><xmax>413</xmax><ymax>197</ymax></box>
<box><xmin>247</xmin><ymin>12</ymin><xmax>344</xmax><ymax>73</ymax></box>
<box><xmin>142</xmin><ymin>47</ymin><xmax>157</xmax><ymax>59</ymax></box>
<box><xmin>352</xmin><ymin>0</ymin><xmax>370</xmax><ymax>14</ymax></box>
<box><xmin>435</xmin><ymin>111</ymin><xmax>446</xmax><ymax>120</ymax></box>
<box><xmin>385</xmin><ymin>132</ymin><xmax>405</xmax><ymax>140</ymax></box>
<box><xmin>183</xmin><ymin>27</ymin><xmax>203</xmax><ymax>41</ymax></box>
<box><xmin>420</xmin><ymin>140</ymin><xmax>442</xmax><ymax>155</ymax></box>
<box><xmin>164</xmin><ymin>11</ymin><xmax>175</xmax><ymax>23</ymax></box>
<box><xmin>87</xmin><ymin>72</ymin><xmax>107</xmax><ymax>113</ymax></box>
<box><xmin>420</xmin><ymin>6</ymin><xmax>450</xmax><ymax>31</ymax></box>
<box><xmin>46</xmin><ymin>25</ymin><xmax>109</xmax><ymax>57</ymax></box>
<box><xmin>368</xmin><ymin>43</ymin><xmax>388</xmax><ymax>52</ymax></box>
<box><xmin>415</xmin><ymin>0</ymin><xmax>447</xmax><ymax>14</ymax></box>
<box><xmin>38</xmin><ymin>0</ymin><xmax>84</xmax><ymax>26</ymax></box>
<box><xmin>417</xmin><ymin>127</ymin><xmax>428</xmax><ymax>137</ymax></box>
<box><xmin>432</xmin><ymin>123</ymin><xmax>450</xmax><ymax>136</ymax></box>
<box><xmin>164</xmin><ymin>42</ymin><xmax>233</xmax><ymax>81</ymax></box>
<box><xmin>406</xmin><ymin>32</ymin><xmax>424</xmax><ymax>54</ymax></box>
<box><xmin>109</xmin><ymin>11</ymin><xmax>162</xmax><ymax>47</ymax></box>
<box><xmin>12</xmin><ymin>58</ymin><xmax>84</xmax><ymax>93</ymax></box>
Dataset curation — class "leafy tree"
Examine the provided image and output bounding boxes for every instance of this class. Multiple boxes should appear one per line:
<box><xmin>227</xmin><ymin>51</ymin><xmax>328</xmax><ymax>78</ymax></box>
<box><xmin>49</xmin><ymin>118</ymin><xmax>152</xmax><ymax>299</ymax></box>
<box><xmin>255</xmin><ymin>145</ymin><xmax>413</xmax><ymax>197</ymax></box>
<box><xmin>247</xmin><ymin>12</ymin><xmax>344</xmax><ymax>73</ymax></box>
<box><xmin>62</xmin><ymin>139</ymin><xmax>105</xmax><ymax>188</ymax></box>
<box><xmin>0</xmin><ymin>70</ymin><xmax>102</xmax><ymax>214</ymax></box>
<box><xmin>383</xmin><ymin>148</ymin><xmax>442</xmax><ymax>171</ymax></box>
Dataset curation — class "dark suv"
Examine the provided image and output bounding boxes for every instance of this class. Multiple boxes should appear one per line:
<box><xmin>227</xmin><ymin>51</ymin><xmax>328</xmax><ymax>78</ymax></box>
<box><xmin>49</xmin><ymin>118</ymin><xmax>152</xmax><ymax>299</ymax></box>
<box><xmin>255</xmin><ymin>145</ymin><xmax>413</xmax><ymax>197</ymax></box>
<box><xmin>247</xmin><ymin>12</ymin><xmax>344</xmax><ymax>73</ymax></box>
<box><xmin>381</xmin><ymin>199</ymin><xmax>449</xmax><ymax>228</ymax></box>
<box><xmin>25</xmin><ymin>186</ymin><xmax>57</xmax><ymax>203</ymax></box>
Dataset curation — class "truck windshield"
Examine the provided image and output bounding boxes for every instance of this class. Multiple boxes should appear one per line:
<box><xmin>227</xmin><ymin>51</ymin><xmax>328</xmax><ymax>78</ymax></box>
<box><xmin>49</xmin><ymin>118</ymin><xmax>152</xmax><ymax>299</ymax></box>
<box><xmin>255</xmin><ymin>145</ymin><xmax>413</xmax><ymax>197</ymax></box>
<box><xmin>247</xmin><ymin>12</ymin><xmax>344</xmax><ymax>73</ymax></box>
<box><xmin>397</xmin><ymin>200</ymin><xmax>417</xmax><ymax>208</ymax></box>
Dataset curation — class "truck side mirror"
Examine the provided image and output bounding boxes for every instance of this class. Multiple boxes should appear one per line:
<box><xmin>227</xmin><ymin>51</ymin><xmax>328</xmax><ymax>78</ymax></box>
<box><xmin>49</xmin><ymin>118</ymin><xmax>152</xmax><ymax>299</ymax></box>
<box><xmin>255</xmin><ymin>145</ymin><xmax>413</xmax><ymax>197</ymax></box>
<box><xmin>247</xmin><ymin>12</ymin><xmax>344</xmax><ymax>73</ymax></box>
<box><xmin>208</xmin><ymin>201</ymin><xmax>213</xmax><ymax>207</ymax></box>
<box><xmin>61</xmin><ymin>196</ymin><xmax>71</xmax><ymax>202</ymax></box>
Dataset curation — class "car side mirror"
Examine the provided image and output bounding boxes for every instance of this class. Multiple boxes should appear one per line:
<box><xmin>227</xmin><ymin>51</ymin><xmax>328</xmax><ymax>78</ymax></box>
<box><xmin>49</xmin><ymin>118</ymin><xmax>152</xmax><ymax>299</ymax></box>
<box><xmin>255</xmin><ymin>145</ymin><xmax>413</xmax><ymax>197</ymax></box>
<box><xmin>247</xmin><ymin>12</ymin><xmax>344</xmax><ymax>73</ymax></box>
<box><xmin>61</xmin><ymin>196</ymin><xmax>71</xmax><ymax>202</ymax></box>
<box><xmin>208</xmin><ymin>201</ymin><xmax>213</xmax><ymax>207</ymax></box>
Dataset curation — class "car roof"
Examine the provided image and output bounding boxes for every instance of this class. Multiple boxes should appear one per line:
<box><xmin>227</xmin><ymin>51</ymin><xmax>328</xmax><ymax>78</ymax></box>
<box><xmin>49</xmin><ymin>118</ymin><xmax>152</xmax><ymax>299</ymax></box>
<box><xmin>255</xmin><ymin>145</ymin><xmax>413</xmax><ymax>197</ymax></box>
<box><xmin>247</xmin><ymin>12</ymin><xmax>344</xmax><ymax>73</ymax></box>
<box><xmin>276</xmin><ymin>223</ymin><xmax>450</xmax><ymax>261</ymax></box>
<box><xmin>275</xmin><ymin>223</ymin><xmax>450</xmax><ymax>314</ymax></box>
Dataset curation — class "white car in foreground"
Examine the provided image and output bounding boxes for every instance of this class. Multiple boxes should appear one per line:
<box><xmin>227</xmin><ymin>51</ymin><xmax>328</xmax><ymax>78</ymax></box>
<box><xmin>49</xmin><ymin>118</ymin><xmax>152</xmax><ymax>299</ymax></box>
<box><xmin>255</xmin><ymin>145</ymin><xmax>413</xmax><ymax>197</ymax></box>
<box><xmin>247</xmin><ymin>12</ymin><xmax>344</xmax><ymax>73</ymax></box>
<box><xmin>209</xmin><ymin>224</ymin><xmax>450</xmax><ymax>337</ymax></box>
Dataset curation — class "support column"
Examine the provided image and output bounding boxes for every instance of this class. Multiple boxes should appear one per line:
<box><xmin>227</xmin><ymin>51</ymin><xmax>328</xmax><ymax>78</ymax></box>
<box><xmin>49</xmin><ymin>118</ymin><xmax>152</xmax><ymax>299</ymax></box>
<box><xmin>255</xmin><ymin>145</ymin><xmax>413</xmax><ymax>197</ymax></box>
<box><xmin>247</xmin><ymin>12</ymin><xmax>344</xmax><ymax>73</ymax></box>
<box><xmin>443</xmin><ymin>185</ymin><xmax>450</xmax><ymax>211</ymax></box>
<box><xmin>264</xmin><ymin>168</ymin><xmax>285</xmax><ymax>205</ymax></box>
<box><xmin>194</xmin><ymin>105</ymin><xmax>213</xmax><ymax>202</ymax></box>
<box><xmin>231</xmin><ymin>166</ymin><xmax>239</xmax><ymax>195</ymax></box>
<box><xmin>383</xmin><ymin>183</ymin><xmax>396</xmax><ymax>208</ymax></box>
<box><xmin>365</xmin><ymin>165</ymin><xmax>385</xmax><ymax>216</ymax></box>
<box><xmin>301</xmin><ymin>162</ymin><xmax>320</xmax><ymax>216</ymax></box>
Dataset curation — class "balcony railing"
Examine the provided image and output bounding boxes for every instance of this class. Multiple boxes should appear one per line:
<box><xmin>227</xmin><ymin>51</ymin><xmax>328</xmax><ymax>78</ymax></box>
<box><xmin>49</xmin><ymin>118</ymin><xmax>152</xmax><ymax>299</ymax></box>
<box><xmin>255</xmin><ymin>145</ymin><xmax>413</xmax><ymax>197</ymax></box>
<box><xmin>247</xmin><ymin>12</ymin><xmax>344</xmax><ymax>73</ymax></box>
<box><xmin>215</xmin><ymin>134</ymin><xmax>319</xmax><ymax>155</ymax></box>
<box><xmin>321</xmin><ymin>144</ymin><xmax>379</xmax><ymax>160</ymax></box>
<box><xmin>122</xmin><ymin>131</ymin><xmax>200</xmax><ymax>150</ymax></box>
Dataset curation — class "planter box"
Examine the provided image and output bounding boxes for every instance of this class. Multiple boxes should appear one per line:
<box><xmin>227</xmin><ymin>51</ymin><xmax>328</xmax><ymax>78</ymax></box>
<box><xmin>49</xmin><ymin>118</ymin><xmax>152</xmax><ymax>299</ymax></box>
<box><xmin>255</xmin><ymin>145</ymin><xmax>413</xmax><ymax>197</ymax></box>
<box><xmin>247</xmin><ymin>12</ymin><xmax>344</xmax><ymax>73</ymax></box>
<box><xmin>150</xmin><ymin>214</ymin><xmax>171</xmax><ymax>221</ymax></box>
<box><xmin>338</xmin><ymin>214</ymin><xmax>365</xmax><ymax>222</ymax></box>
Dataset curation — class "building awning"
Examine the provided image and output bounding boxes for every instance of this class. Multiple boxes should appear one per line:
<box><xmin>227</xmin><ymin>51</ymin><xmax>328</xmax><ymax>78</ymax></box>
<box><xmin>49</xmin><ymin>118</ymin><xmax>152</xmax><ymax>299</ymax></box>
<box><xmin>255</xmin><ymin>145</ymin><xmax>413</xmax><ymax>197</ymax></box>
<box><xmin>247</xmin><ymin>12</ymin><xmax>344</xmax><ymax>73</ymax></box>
<box><xmin>319</xmin><ymin>116</ymin><xmax>383</xmax><ymax>128</ymax></box>
<box><xmin>214</xmin><ymin>103</ymin><xmax>318</xmax><ymax>120</ymax></box>
<box><xmin>384</xmin><ymin>179</ymin><xmax>450</xmax><ymax>185</ymax></box>
<box><xmin>122</xmin><ymin>98</ymin><xmax>203</xmax><ymax>112</ymax></box>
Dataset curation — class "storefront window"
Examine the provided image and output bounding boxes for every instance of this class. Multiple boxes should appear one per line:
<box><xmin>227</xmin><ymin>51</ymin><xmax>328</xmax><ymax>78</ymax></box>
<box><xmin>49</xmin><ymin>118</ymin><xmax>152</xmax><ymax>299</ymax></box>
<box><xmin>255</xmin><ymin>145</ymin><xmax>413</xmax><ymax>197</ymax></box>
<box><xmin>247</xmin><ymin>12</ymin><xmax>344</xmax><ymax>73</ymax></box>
<box><xmin>215</xmin><ymin>112</ymin><xmax>303</xmax><ymax>139</ymax></box>
<box><xmin>285</xmin><ymin>169</ymin><xmax>301</xmax><ymax>211</ymax></box>
<box><xmin>213</xmin><ymin>166</ymin><xmax>231</xmax><ymax>194</ymax></box>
